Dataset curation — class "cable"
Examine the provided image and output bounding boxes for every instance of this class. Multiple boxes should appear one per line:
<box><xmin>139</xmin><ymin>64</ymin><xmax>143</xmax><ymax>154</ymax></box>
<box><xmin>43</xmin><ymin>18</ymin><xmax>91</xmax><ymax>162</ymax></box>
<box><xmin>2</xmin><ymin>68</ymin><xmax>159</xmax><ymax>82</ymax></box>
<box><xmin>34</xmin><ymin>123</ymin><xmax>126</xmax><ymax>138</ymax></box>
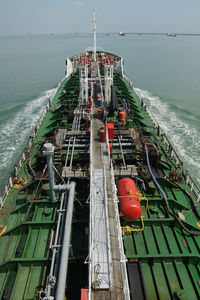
<box><xmin>171</xmin><ymin>181</ymin><xmax>200</xmax><ymax>219</ymax></box>
<box><xmin>160</xmin><ymin>159</ymin><xmax>172</xmax><ymax>171</ymax></box>
<box><xmin>145</xmin><ymin>145</ymin><xmax>200</xmax><ymax>236</ymax></box>
<box><xmin>24</xmin><ymin>165</ymin><xmax>47</xmax><ymax>222</ymax></box>
<box><xmin>0</xmin><ymin>140</ymin><xmax>44</xmax><ymax>233</ymax></box>
<box><xmin>160</xmin><ymin>143</ymin><xmax>180</xmax><ymax>169</ymax></box>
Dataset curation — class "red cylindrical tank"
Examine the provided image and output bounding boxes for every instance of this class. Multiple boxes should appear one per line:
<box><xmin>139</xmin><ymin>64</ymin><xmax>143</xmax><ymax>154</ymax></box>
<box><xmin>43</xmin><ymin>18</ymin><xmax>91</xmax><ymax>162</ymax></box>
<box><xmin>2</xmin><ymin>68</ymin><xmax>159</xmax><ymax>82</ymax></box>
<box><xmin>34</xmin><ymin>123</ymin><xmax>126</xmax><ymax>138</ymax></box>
<box><xmin>88</xmin><ymin>96</ymin><xmax>91</xmax><ymax>106</ymax></box>
<box><xmin>99</xmin><ymin>129</ymin><xmax>106</xmax><ymax>142</ymax></box>
<box><xmin>80</xmin><ymin>55</ymin><xmax>83</xmax><ymax>65</ymax></box>
<box><xmin>105</xmin><ymin>123</ymin><xmax>114</xmax><ymax>141</ymax></box>
<box><xmin>109</xmin><ymin>143</ymin><xmax>112</xmax><ymax>155</ymax></box>
<box><xmin>117</xmin><ymin>178</ymin><xmax>142</xmax><ymax>221</ymax></box>
<box><xmin>81</xmin><ymin>289</ymin><xmax>88</xmax><ymax>300</ymax></box>
<box><xmin>84</xmin><ymin>56</ymin><xmax>88</xmax><ymax>64</ymax></box>
<box><xmin>119</xmin><ymin>111</ymin><xmax>126</xmax><ymax>122</ymax></box>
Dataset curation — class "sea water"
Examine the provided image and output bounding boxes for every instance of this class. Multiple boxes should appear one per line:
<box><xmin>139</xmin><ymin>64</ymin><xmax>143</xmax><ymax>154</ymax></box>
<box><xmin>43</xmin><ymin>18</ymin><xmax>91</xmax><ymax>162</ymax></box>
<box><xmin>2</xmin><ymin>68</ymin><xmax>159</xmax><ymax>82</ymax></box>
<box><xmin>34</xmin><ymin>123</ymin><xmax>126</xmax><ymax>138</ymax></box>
<box><xmin>0</xmin><ymin>33</ymin><xmax>200</xmax><ymax>194</ymax></box>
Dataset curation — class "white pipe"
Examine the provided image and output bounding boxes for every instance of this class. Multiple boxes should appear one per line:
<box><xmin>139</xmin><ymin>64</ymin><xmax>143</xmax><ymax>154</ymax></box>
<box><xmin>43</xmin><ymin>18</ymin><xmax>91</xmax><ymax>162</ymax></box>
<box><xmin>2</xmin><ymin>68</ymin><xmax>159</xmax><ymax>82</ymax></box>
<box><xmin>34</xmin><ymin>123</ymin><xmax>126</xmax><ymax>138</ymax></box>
<box><xmin>46</xmin><ymin>192</ymin><xmax>65</xmax><ymax>297</ymax></box>
<box><xmin>56</xmin><ymin>181</ymin><xmax>76</xmax><ymax>300</ymax></box>
<box><xmin>43</xmin><ymin>143</ymin><xmax>56</xmax><ymax>201</ymax></box>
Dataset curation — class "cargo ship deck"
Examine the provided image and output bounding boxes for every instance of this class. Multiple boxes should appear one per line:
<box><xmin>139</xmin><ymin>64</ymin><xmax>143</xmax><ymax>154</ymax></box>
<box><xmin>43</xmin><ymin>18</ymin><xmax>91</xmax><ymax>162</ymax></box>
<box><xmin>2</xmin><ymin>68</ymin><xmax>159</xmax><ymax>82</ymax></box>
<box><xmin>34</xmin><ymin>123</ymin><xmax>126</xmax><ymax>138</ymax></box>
<box><xmin>0</xmin><ymin>40</ymin><xmax>199</xmax><ymax>300</ymax></box>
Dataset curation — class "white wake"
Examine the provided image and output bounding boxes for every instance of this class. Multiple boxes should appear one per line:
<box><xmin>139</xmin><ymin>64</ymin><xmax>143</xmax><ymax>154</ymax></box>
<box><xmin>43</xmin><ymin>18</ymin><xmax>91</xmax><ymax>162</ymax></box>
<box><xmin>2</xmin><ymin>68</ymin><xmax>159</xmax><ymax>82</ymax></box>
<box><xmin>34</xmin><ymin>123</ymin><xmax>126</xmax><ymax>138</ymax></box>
<box><xmin>0</xmin><ymin>88</ymin><xmax>56</xmax><ymax>169</ymax></box>
<box><xmin>135</xmin><ymin>87</ymin><xmax>200</xmax><ymax>185</ymax></box>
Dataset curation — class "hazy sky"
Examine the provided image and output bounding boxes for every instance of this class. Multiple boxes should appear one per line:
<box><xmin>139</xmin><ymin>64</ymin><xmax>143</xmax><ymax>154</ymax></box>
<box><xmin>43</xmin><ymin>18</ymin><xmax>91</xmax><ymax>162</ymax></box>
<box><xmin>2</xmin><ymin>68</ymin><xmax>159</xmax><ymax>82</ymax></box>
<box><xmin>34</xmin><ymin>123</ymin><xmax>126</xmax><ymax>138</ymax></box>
<box><xmin>0</xmin><ymin>0</ymin><xmax>200</xmax><ymax>35</ymax></box>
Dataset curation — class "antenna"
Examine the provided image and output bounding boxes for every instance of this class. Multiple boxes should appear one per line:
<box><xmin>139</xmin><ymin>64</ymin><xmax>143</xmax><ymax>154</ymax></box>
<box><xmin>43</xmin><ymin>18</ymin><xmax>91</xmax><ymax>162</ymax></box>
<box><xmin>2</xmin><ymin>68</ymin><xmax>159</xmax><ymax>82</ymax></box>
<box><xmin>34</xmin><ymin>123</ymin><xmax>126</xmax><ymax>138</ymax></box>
<box><xmin>93</xmin><ymin>10</ymin><xmax>96</xmax><ymax>61</ymax></box>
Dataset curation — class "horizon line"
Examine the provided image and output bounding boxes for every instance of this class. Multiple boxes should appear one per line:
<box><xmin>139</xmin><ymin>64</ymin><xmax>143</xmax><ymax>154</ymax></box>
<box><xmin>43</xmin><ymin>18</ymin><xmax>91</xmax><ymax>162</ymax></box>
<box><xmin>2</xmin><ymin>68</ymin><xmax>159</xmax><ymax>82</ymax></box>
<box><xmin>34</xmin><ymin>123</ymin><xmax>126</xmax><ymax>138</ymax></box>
<box><xmin>0</xmin><ymin>32</ymin><xmax>200</xmax><ymax>37</ymax></box>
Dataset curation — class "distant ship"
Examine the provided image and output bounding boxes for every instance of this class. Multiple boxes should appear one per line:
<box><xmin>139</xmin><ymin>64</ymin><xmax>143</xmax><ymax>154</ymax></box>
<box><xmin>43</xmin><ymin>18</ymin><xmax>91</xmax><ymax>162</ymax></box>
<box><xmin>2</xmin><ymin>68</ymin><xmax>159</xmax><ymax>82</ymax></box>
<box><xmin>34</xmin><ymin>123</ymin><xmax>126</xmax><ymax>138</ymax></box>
<box><xmin>167</xmin><ymin>32</ymin><xmax>177</xmax><ymax>37</ymax></box>
<box><xmin>119</xmin><ymin>31</ymin><xmax>125</xmax><ymax>36</ymax></box>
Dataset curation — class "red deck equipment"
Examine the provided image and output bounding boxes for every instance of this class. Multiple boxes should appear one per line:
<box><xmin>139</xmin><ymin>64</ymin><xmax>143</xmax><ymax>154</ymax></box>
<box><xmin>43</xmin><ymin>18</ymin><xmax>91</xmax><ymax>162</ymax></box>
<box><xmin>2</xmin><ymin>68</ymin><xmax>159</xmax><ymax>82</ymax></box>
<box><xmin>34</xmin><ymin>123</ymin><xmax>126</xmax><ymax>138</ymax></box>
<box><xmin>109</xmin><ymin>143</ymin><xmax>112</xmax><ymax>155</ymax></box>
<box><xmin>88</xmin><ymin>96</ymin><xmax>91</xmax><ymax>106</ymax></box>
<box><xmin>80</xmin><ymin>55</ymin><xmax>83</xmax><ymax>65</ymax></box>
<box><xmin>86</xmin><ymin>105</ymin><xmax>91</xmax><ymax>113</ymax></box>
<box><xmin>99</xmin><ymin>128</ymin><xmax>106</xmax><ymax>142</ymax></box>
<box><xmin>105</xmin><ymin>123</ymin><xmax>114</xmax><ymax>141</ymax></box>
<box><xmin>119</xmin><ymin>111</ymin><xmax>126</xmax><ymax>122</ymax></box>
<box><xmin>117</xmin><ymin>178</ymin><xmax>142</xmax><ymax>221</ymax></box>
<box><xmin>84</xmin><ymin>56</ymin><xmax>88</xmax><ymax>64</ymax></box>
<box><xmin>81</xmin><ymin>289</ymin><xmax>88</xmax><ymax>300</ymax></box>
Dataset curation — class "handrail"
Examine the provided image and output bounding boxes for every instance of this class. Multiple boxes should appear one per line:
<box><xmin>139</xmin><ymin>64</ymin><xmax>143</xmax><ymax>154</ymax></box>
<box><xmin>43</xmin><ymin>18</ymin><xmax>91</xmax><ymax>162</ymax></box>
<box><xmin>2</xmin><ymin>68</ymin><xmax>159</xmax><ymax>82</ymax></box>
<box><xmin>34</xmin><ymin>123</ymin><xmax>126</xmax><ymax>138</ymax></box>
<box><xmin>108</xmin><ymin>138</ymin><xmax>130</xmax><ymax>300</ymax></box>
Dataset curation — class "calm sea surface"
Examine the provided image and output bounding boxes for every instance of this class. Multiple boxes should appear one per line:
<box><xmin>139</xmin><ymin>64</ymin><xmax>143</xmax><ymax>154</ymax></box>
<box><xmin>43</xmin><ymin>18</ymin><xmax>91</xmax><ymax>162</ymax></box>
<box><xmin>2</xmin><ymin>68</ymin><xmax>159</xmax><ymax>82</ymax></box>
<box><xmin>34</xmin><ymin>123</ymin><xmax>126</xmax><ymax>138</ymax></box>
<box><xmin>0</xmin><ymin>33</ymin><xmax>200</xmax><ymax>194</ymax></box>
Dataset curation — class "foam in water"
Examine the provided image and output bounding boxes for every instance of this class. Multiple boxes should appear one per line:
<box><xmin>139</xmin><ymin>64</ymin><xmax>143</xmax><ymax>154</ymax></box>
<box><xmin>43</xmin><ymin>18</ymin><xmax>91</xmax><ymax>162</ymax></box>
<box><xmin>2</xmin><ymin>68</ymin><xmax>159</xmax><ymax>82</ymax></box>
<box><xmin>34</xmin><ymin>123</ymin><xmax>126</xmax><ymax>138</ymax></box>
<box><xmin>0</xmin><ymin>88</ymin><xmax>55</xmax><ymax>173</ymax></box>
<box><xmin>135</xmin><ymin>88</ymin><xmax>200</xmax><ymax>185</ymax></box>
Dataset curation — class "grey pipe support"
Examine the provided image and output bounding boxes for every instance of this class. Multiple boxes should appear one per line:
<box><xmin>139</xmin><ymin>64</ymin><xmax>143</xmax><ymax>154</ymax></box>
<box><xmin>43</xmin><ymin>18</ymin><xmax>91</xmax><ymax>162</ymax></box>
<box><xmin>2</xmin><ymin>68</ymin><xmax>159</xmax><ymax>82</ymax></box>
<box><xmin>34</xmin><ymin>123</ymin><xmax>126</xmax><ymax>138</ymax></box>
<box><xmin>43</xmin><ymin>143</ymin><xmax>56</xmax><ymax>201</ymax></box>
<box><xmin>56</xmin><ymin>181</ymin><xmax>76</xmax><ymax>300</ymax></box>
<box><xmin>46</xmin><ymin>193</ymin><xmax>65</xmax><ymax>297</ymax></box>
<box><xmin>54</xmin><ymin>185</ymin><xmax>68</xmax><ymax>191</ymax></box>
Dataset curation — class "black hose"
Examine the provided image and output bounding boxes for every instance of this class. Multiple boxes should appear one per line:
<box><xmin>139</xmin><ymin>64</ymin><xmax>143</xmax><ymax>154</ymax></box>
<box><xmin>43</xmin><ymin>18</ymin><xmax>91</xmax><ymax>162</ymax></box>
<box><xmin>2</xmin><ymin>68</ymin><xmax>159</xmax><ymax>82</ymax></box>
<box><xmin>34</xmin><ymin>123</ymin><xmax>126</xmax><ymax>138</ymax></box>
<box><xmin>145</xmin><ymin>145</ymin><xmax>200</xmax><ymax>236</ymax></box>
<box><xmin>172</xmin><ymin>181</ymin><xmax>200</xmax><ymax>220</ymax></box>
<box><xmin>160</xmin><ymin>144</ymin><xmax>179</xmax><ymax>169</ymax></box>
<box><xmin>150</xmin><ymin>133</ymin><xmax>178</xmax><ymax>169</ymax></box>
<box><xmin>160</xmin><ymin>159</ymin><xmax>172</xmax><ymax>171</ymax></box>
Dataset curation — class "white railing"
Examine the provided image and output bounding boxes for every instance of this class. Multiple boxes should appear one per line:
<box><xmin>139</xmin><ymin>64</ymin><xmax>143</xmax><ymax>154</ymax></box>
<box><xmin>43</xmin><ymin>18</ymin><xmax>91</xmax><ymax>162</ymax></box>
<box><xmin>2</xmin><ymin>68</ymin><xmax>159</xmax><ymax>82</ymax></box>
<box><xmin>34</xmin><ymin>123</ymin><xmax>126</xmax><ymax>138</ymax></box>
<box><xmin>104</xmin><ymin>126</ymin><xmax>130</xmax><ymax>299</ymax></box>
<box><xmin>87</xmin><ymin>100</ymin><xmax>93</xmax><ymax>300</ymax></box>
<box><xmin>107</xmin><ymin>143</ymin><xmax>130</xmax><ymax>299</ymax></box>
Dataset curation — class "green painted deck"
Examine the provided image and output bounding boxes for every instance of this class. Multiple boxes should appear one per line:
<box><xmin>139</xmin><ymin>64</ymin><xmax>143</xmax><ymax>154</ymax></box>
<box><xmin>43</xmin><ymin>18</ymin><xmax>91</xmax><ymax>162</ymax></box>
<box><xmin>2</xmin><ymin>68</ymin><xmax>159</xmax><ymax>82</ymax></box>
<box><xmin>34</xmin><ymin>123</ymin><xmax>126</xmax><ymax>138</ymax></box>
<box><xmin>0</xmin><ymin>73</ymin><xmax>87</xmax><ymax>299</ymax></box>
<box><xmin>0</xmin><ymin>54</ymin><xmax>199</xmax><ymax>299</ymax></box>
<box><xmin>114</xmin><ymin>74</ymin><xmax>200</xmax><ymax>300</ymax></box>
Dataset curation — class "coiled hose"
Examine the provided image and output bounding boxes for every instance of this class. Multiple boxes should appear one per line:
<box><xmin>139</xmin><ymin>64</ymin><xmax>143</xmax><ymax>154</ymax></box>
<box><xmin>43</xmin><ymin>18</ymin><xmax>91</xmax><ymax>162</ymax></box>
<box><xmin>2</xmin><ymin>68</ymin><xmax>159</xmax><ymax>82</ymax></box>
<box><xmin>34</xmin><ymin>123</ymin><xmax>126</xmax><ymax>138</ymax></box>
<box><xmin>145</xmin><ymin>145</ymin><xmax>200</xmax><ymax>236</ymax></box>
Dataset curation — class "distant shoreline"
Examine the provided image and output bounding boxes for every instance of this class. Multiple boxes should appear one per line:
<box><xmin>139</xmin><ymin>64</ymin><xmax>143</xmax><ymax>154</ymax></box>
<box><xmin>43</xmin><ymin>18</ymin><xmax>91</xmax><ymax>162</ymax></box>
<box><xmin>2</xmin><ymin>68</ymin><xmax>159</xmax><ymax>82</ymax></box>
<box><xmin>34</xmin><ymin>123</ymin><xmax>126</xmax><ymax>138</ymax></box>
<box><xmin>0</xmin><ymin>32</ymin><xmax>200</xmax><ymax>37</ymax></box>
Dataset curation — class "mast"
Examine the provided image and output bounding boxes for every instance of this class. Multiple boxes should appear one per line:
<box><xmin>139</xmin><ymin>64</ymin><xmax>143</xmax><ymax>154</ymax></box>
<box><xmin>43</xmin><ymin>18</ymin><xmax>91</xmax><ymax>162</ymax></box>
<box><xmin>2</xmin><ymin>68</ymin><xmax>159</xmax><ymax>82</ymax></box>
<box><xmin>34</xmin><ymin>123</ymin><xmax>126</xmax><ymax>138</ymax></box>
<box><xmin>93</xmin><ymin>10</ymin><xmax>96</xmax><ymax>61</ymax></box>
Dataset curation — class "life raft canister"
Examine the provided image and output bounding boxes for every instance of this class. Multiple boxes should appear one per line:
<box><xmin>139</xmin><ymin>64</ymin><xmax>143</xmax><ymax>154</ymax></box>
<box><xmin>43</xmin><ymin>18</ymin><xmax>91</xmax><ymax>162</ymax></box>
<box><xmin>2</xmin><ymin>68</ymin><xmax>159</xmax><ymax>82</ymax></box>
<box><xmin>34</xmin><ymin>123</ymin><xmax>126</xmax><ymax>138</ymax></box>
<box><xmin>117</xmin><ymin>178</ymin><xmax>142</xmax><ymax>221</ymax></box>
